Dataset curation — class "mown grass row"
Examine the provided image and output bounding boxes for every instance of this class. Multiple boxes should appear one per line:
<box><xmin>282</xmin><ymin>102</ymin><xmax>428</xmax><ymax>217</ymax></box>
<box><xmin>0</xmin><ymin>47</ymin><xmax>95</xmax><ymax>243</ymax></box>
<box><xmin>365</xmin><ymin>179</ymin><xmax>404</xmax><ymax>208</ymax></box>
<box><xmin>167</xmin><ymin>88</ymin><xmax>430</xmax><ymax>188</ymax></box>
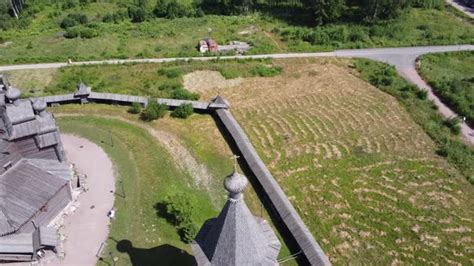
<box><xmin>354</xmin><ymin>58</ymin><xmax>474</xmax><ymax>184</ymax></box>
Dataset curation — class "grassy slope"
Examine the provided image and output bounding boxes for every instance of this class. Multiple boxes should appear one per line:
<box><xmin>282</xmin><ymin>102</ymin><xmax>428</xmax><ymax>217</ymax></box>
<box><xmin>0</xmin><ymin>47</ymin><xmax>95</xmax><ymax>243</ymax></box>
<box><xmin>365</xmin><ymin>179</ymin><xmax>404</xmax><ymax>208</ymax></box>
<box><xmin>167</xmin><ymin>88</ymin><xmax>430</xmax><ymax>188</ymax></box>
<box><xmin>199</xmin><ymin>58</ymin><xmax>474</xmax><ymax>264</ymax></box>
<box><xmin>418</xmin><ymin>51</ymin><xmax>474</xmax><ymax>125</ymax></box>
<box><xmin>54</xmin><ymin>104</ymin><xmax>295</xmax><ymax>265</ymax></box>
<box><xmin>0</xmin><ymin>2</ymin><xmax>473</xmax><ymax>64</ymax></box>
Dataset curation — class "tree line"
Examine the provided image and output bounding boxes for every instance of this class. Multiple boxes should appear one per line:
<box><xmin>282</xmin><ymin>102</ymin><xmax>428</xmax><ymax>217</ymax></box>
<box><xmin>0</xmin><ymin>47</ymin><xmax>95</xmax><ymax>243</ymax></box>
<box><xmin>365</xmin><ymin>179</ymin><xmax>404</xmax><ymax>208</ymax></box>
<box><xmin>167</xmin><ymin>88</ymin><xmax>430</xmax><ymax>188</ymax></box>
<box><xmin>0</xmin><ymin>0</ymin><xmax>446</xmax><ymax>32</ymax></box>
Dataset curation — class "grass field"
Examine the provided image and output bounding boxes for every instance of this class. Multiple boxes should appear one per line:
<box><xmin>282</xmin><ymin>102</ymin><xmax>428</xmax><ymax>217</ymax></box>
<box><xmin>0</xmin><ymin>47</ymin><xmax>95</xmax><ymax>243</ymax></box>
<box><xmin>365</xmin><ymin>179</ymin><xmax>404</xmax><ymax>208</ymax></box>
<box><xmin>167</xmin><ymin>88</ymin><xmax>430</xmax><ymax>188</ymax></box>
<box><xmin>3</xmin><ymin>59</ymin><xmax>282</xmax><ymax>98</ymax></box>
<box><xmin>0</xmin><ymin>2</ymin><xmax>473</xmax><ymax>64</ymax></box>
<box><xmin>184</xmin><ymin>59</ymin><xmax>474</xmax><ymax>264</ymax></box>
<box><xmin>54</xmin><ymin>104</ymin><xmax>294</xmax><ymax>265</ymax></box>
<box><xmin>418</xmin><ymin>51</ymin><xmax>474</xmax><ymax>125</ymax></box>
<box><xmin>6</xmin><ymin>57</ymin><xmax>474</xmax><ymax>264</ymax></box>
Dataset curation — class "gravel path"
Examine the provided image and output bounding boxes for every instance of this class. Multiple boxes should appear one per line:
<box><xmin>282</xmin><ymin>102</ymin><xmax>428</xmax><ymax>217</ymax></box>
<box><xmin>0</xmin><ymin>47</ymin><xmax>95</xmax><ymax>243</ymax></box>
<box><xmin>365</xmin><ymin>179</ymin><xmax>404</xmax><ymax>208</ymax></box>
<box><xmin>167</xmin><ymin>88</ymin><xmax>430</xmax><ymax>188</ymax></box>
<box><xmin>446</xmin><ymin>0</ymin><xmax>474</xmax><ymax>18</ymax></box>
<box><xmin>46</xmin><ymin>134</ymin><xmax>116</xmax><ymax>265</ymax></box>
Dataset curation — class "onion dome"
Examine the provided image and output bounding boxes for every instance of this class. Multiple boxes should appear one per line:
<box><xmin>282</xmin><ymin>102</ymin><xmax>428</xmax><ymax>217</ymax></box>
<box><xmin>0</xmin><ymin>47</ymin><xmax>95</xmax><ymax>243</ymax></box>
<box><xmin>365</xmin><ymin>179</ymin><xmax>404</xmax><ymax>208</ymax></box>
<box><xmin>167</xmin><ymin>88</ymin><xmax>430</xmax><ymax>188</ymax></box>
<box><xmin>33</xmin><ymin>99</ymin><xmax>47</xmax><ymax>114</ymax></box>
<box><xmin>224</xmin><ymin>171</ymin><xmax>248</xmax><ymax>200</ymax></box>
<box><xmin>5</xmin><ymin>87</ymin><xmax>21</xmax><ymax>102</ymax></box>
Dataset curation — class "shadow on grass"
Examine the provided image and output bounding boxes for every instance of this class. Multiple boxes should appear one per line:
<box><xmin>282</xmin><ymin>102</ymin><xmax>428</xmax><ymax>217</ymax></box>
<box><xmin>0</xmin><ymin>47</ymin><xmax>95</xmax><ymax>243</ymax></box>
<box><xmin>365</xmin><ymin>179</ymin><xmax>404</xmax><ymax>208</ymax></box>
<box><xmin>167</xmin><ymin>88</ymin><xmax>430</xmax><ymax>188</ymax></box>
<box><xmin>115</xmin><ymin>240</ymin><xmax>195</xmax><ymax>266</ymax></box>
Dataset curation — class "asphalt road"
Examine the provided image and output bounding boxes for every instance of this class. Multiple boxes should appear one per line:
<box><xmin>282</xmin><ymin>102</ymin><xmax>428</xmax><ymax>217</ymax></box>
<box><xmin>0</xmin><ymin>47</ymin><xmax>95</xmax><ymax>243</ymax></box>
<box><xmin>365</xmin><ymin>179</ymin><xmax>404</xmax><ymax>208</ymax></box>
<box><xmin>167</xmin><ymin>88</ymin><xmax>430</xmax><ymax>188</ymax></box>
<box><xmin>1</xmin><ymin>44</ymin><xmax>473</xmax><ymax>144</ymax></box>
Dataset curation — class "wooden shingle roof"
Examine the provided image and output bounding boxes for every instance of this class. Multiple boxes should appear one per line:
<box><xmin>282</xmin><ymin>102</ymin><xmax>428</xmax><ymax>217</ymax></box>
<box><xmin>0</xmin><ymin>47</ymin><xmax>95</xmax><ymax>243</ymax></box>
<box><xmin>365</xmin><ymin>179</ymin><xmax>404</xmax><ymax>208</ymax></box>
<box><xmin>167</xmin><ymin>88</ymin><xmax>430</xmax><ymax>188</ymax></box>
<box><xmin>0</xmin><ymin>160</ymin><xmax>69</xmax><ymax>236</ymax></box>
<box><xmin>192</xmin><ymin>171</ymin><xmax>281</xmax><ymax>265</ymax></box>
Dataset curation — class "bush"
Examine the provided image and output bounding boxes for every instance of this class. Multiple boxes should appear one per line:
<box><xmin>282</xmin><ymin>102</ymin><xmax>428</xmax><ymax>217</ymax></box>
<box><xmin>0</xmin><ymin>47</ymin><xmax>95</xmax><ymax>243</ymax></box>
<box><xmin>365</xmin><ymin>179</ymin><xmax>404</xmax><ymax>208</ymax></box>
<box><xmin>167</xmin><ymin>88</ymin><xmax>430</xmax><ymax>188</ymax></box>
<box><xmin>160</xmin><ymin>192</ymin><xmax>198</xmax><ymax>243</ymax></box>
<box><xmin>171</xmin><ymin>87</ymin><xmax>199</xmax><ymax>100</ymax></box>
<box><xmin>128</xmin><ymin>102</ymin><xmax>142</xmax><ymax>114</ymax></box>
<box><xmin>171</xmin><ymin>103</ymin><xmax>193</xmax><ymax>119</ymax></box>
<box><xmin>60</xmin><ymin>17</ymin><xmax>77</xmax><ymax>29</ymax></box>
<box><xmin>443</xmin><ymin>116</ymin><xmax>461</xmax><ymax>135</ymax></box>
<box><xmin>60</xmin><ymin>13</ymin><xmax>88</xmax><ymax>29</ymax></box>
<box><xmin>64</xmin><ymin>27</ymin><xmax>80</xmax><ymax>38</ymax></box>
<box><xmin>80</xmin><ymin>27</ymin><xmax>98</xmax><ymax>39</ymax></box>
<box><xmin>251</xmin><ymin>66</ymin><xmax>283</xmax><ymax>77</ymax></box>
<box><xmin>368</xmin><ymin>64</ymin><xmax>397</xmax><ymax>87</ymax></box>
<box><xmin>62</xmin><ymin>0</ymin><xmax>77</xmax><ymax>10</ymax></box>
<box><xmin>179</xmin><ymin>220</ymin><xmax>198</xmax><ymax>243</ymax></box>
<box><xmin>157</xmin><ymin>67</ymin><xmax>182</xmax><ymax>78</ymax></box>
<box><xmin>128</xmin><ymin>6</ymin><xmax>147</xmax><ymax>23</ymax></box>
<box><xmin>415</xmin><ymin>89</ymin><xmax>428</xmax><ymax>100</ymax></box>
<box><xmin>141</xmin><ymin>100</ymin><xmax>167</xmax><ymax>121</ymax></box>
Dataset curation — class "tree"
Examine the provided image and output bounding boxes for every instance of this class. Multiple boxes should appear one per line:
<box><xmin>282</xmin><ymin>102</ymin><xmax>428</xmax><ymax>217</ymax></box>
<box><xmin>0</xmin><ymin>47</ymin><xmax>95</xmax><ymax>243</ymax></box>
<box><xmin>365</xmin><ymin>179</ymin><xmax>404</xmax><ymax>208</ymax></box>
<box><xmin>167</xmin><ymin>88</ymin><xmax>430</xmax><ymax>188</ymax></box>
<box><xmin>304</xmin><ymin>0</ymin><xmax>346</xmax><ymax>25</ymax></box>
<box><xmin>357</xmin><ymin>0</ymin><xmax>409</xmax><ymax>21</ymax></box>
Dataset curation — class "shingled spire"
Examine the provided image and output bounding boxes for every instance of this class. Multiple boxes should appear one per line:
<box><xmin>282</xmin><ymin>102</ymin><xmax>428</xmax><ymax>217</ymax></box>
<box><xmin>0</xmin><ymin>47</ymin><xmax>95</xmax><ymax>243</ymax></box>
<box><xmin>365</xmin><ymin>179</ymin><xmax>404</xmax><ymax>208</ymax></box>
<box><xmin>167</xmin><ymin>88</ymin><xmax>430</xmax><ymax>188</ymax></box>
<box><xmin>192</xmin><ymin>156</ymin><xmax>281</xmax><ymax>265</ymax></box>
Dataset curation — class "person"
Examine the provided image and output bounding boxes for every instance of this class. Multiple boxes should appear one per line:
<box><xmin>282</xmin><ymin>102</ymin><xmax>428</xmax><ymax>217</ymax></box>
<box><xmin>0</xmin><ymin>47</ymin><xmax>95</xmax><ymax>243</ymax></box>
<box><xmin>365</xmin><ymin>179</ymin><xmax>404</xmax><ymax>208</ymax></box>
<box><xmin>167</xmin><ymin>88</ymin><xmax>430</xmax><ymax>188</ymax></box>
<box><xmin>107</xmin><ymin>209</ymin><xmax>115</xmax><ymax>219</ymax></box>
<box><xmin>463</xmin><ymin>117</ymin><xmax>466</xmax><ymax>123</ymax></box>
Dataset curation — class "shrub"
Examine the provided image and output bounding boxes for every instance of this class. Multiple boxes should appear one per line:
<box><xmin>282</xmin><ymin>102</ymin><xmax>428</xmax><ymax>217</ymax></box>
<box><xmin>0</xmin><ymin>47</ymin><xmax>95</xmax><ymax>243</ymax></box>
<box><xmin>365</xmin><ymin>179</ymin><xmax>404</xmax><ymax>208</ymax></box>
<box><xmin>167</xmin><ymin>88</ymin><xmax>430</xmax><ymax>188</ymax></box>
<box><xmin>179</xmin><ymin>220</ymin><xmax>198</xmax><ymax>243</ymax></box>
<box><xmin>157</xmin><ymin>67</ymin><xmax>182</xmax><ymax>78</ymax></box>
<box><xmin>60</xmin><ymin>13</ymin><xmax>88</xmax><ymax>29</ymax></box>
<box><xmin>160</xmin><ymin>192</ymin><xmax>198</xmax><ymax>243</ymax></box>
<box><xmin>443</xmin><ymin>116</ymin><xmax>461</xmax><ymax>135</ymax></box>
<box><xmin>368</xmin><ymin>64</ymin><xmax>397</xmax><ymax>87</ymax></box>
<box><xmin>128</xmin><ymin>6</ymin><xmax>147</xmax><ymax>23</ymax></box>
<box><xmin>64</xmin><ymin>27</ymin><xmax>80</xmax><ymax>38</ymax></box>
<box><xmin>60</xmin><ymin>17</ymin><xmax>77</xmax><ymax>29</ymax></box>
<box><xmin>128</xmin><ymin>102</ymin><xmax>142</xmax><ymax>114</ymax></box>
<box><xmin>62</xmin><ymin>0</ymin><xmax>77</xmax><ymax>10</ymax></box>
<box><xmin>171</xmin><ymin>103</ymin><xmax>193</xmax><ymax>119</ymax></box>
<box><xmin>415</xmin><ymin>89</ymin><xmax>428</xmax><ymax>100</ymax></box>
<box><xmin>141</xmin><ymin>100</ymin><xmax>167</xmax><ymax>121</ymax></box>
<box><xmin>171</xmin><ymin>87</ymin><xmax>199</xmax><ymax>100</ymax></box>
<box><xmin>251</xmin><ymin>66</ymin><xmax>283</xmax><ymax>77</ymax></box>
<box><xmin>80</xmin><ymin>27</ymin><xmax>98</xmax><ymax>39</ymax></box>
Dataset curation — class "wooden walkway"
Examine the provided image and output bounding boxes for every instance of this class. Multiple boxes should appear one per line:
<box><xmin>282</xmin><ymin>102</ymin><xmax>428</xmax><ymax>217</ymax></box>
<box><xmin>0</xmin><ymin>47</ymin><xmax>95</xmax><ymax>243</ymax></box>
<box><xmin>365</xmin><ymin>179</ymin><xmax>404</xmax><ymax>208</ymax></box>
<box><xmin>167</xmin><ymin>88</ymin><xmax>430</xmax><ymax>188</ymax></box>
<box><xmin>33</xmin><ymin>90</ymin><xmax>226</xmax><ymax>111</ymax></box>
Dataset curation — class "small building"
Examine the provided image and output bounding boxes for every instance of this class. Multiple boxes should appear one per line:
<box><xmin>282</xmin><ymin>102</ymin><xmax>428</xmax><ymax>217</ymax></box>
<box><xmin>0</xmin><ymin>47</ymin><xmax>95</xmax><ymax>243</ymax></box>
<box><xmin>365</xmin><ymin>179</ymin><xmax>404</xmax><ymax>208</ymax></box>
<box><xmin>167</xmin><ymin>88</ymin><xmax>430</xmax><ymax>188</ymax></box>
<box><xmin>0</xmin><ymin>85</ymin><xmax>72</xmax><ymax>262</ymax></box>
<box><xmin>192</xmin><ymin>166</ymin><xmax>281</xmax><ymax>265</ymax></box>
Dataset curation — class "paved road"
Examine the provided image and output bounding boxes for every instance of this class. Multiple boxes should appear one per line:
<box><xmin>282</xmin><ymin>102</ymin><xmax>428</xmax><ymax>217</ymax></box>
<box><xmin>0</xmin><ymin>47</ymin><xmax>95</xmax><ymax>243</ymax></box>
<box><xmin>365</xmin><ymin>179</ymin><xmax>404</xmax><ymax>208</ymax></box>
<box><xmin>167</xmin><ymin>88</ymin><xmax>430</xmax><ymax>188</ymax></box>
<box><xmin>446</xmin><ymin>0</ymin><xmax>474</xmax><ymax>18</ymax></box>
<box><xmin>1</xmin><ymin>44</ymin><xmax>473</xmax><ymax>144</ymax></box>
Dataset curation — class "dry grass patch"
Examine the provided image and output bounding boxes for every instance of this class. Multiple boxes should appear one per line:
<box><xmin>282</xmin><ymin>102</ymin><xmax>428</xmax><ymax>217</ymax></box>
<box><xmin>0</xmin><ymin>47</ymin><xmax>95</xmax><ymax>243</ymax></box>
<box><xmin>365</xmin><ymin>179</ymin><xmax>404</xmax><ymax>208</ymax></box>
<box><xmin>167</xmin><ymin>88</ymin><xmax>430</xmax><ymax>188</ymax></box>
<box><xmin>183</xmin><ymin>70</ymin><xmax>242</xmax><ymax>94</ymax></box>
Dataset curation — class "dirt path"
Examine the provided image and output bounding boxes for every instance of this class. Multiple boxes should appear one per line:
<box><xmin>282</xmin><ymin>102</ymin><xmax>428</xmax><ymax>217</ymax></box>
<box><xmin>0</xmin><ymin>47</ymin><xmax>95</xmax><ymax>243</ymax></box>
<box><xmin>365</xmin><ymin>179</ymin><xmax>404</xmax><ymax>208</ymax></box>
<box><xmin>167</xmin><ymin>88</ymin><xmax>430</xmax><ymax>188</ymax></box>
<box><xmin>45</xmin><ymin>134</ymin><xmax>115</xmax><ymax>265</ymax></box>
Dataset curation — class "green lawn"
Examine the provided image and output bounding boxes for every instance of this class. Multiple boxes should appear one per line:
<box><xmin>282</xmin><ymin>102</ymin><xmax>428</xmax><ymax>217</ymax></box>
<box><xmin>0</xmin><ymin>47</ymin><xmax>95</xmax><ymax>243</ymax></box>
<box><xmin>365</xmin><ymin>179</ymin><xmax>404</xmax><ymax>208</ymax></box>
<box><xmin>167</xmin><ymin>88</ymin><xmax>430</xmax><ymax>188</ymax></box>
<box><xmin>58</xmin><ymin>115</ymin><xmax>217</xmax><ymax>265</ymax></box>
<box><xmin>54</xmin><ymin>105</ymin><xmax>295</xmax><ymax>265</ymax></box>
<box><xmin>418</xmin><ymin>51</ymin><xmax>474</xmax><ymax>125</ymax></box>
<box><xmin>0</xmin><ymin>1</ymin><xmax>473</xmax><ymax>64</ymax></box>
